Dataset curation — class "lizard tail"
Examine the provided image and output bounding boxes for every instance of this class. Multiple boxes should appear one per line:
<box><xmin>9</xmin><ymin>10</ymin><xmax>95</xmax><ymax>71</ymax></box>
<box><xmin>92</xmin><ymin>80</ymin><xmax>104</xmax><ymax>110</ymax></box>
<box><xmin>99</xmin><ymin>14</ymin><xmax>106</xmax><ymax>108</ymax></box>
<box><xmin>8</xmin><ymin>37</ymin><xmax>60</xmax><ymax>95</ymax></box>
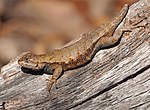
<box><xmin>109</xmin><ymin>4</ymin><xmax>129</xmax><ymax>35</ymax></box>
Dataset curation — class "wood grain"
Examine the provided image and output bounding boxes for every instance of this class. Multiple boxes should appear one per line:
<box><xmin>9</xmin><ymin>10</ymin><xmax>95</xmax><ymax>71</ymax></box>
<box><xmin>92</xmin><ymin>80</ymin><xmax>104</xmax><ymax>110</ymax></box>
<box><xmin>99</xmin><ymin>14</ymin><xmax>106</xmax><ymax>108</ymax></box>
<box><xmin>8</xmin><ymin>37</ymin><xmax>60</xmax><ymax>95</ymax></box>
<box><xmin>0</xmin><ymin>0</ymin><xmax>150</xmax><ymax>109</ymax></box>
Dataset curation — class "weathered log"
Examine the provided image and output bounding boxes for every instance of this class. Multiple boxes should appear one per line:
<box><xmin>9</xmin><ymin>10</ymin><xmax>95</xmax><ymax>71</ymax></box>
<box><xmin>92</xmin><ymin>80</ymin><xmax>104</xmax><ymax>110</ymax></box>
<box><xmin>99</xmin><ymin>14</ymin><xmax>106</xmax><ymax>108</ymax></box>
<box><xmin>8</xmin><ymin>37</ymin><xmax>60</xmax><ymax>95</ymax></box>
<box><xmin>0</xmin><ymin>0</ymin><xmax>150</xmax><ymax>110</ymax></box>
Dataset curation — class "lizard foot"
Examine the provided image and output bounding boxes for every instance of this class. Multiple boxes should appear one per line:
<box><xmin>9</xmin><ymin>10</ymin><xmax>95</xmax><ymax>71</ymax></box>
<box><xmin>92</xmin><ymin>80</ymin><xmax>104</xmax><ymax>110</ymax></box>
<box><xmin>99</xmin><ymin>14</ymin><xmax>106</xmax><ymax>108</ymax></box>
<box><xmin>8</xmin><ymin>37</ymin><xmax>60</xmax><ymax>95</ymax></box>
<box><xmin>47</xmin><ymin>80</ymin><xmax>54</xmax><ymax>92</ymax></box>
<box><xmin>128</xmin><ymin>17</ymin><xmax>148</xmax><ymax>30</ymax></box>
<box><xmin>46</xmin><ymin>76</ymin><xmax>57</xmax><ymax>92</ymax></box>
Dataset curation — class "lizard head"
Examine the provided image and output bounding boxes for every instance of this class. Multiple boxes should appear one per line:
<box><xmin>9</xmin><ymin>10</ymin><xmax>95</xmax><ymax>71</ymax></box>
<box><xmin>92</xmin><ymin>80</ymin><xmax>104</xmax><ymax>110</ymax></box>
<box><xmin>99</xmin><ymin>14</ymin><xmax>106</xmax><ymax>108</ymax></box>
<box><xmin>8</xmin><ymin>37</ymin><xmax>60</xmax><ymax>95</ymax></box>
<box><xmin>18</xmin><ymin>52</ymin><xmax>45</xmax><ymax>70</ymax></box>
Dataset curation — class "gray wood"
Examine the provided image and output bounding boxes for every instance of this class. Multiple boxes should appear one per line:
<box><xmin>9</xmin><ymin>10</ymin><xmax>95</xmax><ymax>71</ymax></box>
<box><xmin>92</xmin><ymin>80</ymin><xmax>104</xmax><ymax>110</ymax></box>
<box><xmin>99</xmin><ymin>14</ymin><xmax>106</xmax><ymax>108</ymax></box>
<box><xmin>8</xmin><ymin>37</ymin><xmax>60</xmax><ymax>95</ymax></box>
<box><xmin>0</xmin><ymin>0</ymin><xmax>150</xmax><ymax>110</ymax></box>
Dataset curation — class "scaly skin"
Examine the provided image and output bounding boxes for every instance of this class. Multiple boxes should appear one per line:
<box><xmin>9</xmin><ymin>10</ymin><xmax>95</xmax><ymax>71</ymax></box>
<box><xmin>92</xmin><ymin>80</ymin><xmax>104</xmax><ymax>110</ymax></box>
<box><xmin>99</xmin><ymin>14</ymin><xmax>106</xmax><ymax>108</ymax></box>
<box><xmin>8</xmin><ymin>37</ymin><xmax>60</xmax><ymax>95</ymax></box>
<box><xmin>18</xmin><ymin>4</ymin><xmax>129</xmax><ymax>92</ymax></box>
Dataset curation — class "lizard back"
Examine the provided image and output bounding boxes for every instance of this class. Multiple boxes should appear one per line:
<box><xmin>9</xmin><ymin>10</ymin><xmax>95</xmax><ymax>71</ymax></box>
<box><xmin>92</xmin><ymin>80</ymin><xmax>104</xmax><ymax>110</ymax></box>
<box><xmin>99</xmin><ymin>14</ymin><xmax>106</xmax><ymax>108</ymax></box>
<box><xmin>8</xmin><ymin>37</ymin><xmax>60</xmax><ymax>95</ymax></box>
<box><xmin>40</xmin><ymin>4</ymin><xmax>129</xmax><ymax>70</ymax></box>
<box><xmin>41</xmin><ymin>27</ymin><xmax>105</xmax><ymax>69</ymax></box>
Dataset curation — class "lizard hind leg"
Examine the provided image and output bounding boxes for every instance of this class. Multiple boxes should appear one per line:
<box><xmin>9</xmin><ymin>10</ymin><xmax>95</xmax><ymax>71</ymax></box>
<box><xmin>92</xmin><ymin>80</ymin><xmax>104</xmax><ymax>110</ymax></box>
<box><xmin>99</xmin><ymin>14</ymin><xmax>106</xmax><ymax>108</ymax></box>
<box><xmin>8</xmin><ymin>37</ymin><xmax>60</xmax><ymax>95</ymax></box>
<box><xmin>107</xmin><ymin>20</ymin><xmax>146</xmax><ymax>45</ymax></box>
<box><xmin>112</xmin><ymin>18</ymin><xmax>148</xmax><ymax>43</ymax></box>
<box><xmin>46</xmin><ymin>64</ymin><xmax>63</xmax><ymax>92</ymax></box>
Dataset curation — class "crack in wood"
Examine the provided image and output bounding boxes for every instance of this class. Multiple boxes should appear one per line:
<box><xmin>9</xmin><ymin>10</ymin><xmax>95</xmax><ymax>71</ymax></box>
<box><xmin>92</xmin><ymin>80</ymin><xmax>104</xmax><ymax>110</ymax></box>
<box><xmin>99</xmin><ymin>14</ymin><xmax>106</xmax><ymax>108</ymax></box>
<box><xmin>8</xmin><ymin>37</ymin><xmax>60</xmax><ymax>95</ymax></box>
<box><xmin>66</xmin><ymin>64</ymin><xmax>150</xmax><ymax>110</ymax></box>
<box><xmin>130</xmin><ymin>100</ymin><xmax>150</xmax><ymax>110</ymax></box>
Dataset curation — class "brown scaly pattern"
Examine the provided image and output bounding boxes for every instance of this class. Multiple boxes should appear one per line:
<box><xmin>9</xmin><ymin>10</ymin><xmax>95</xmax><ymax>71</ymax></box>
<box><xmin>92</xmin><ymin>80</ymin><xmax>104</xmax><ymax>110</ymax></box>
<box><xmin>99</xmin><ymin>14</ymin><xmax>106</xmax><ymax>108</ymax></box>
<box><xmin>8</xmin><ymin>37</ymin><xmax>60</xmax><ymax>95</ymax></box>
<box><xmin>18</xmin><ymin>4</ymin><xmax>129</xmax><ymax>92</ymax></box>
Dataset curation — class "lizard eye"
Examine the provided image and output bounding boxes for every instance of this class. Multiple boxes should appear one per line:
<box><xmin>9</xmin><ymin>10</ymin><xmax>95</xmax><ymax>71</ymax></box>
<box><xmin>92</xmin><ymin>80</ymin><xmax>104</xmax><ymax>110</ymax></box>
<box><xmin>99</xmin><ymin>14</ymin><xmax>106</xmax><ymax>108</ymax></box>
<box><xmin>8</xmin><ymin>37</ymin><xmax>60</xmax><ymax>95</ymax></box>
<box><xmin>25</xmin><ymin>58</ymin><xmax>28</xmax><ymax>61</ymax></box>
<box><xmin>25</xmin><ymin>58</ymin><xmax>29</xmax><ymax>63</ymax></box>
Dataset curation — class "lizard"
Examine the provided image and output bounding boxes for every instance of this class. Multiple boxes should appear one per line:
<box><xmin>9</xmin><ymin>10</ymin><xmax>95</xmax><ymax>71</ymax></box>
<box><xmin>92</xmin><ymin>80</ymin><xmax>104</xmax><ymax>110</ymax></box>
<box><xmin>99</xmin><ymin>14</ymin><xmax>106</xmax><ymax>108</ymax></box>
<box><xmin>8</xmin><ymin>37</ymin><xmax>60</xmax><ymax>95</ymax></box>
<box><xmin>18</xmin><ymin>4</ymin><xmax>132</xmax><ymax>92</ymax></box>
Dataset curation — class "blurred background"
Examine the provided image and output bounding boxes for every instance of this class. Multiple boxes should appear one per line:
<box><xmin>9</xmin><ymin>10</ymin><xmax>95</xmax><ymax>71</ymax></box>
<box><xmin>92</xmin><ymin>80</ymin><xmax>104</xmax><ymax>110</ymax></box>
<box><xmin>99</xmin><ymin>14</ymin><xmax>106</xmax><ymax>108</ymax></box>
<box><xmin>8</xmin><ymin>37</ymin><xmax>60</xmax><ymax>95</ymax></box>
<box><xmin>0</xmin><ymin>0</ymin><xmax>138</xmax><ymax>68</ymax></box>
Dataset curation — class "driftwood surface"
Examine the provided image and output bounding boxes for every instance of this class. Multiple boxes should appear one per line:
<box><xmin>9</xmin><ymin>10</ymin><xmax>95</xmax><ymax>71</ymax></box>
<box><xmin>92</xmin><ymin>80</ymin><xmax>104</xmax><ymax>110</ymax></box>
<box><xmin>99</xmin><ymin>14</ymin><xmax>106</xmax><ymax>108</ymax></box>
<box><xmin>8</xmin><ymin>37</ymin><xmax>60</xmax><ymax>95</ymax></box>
<box><xmin>0</xmin><ymin>0</ymin><xmax>150</xmax><ymax>110</ymax></box>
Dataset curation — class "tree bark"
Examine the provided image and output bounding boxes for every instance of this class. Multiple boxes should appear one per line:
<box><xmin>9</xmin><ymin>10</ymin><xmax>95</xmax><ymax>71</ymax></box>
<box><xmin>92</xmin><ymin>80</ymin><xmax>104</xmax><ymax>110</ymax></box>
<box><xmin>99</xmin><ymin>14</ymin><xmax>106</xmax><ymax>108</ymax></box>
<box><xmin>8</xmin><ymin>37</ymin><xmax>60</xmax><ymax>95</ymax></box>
<box><xmin>0</xmin><ymin>0</ymin><xmax>150</xmax><ymax>110</ymax></box>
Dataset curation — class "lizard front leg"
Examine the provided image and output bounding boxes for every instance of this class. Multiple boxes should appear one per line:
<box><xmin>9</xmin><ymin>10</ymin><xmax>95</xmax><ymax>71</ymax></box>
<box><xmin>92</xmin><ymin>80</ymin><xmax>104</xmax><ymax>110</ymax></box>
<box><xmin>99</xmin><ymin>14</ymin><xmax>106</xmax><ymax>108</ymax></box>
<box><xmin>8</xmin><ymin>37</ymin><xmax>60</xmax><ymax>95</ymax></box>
<box><xmin>45</xmin><ymin>64</ymin><xmax>63</xmax><ymax>92</ymax></box>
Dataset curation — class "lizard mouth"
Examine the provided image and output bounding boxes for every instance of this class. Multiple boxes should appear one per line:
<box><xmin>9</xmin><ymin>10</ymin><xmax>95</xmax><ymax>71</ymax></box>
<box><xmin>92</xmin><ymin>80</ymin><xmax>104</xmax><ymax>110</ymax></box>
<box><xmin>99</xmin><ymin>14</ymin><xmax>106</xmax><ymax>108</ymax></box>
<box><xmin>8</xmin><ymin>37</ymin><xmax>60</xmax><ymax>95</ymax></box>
<box><xmin>18</xmin><ymin>60</ymin><xmax>38</xmax><ymax>69</ymax></box>
<box><xmin>34</xmin><ymin>62</ymin><xmax>39</xmax><ymax>69</ymax></box>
